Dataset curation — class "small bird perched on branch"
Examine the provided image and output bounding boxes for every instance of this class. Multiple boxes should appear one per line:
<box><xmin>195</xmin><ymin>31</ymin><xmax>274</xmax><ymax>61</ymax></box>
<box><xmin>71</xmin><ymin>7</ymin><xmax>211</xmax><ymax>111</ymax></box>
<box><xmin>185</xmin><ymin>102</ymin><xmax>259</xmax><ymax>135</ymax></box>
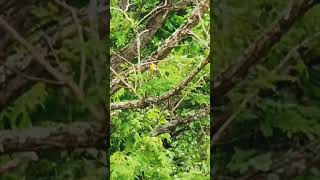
<box><xmin>146</xmin><ymin>62</ymin><xmax>159</xmax><ymax>81</ymax></box>
<box><xmin>149</xmin><ymin>63</ymin><xmax>158</xmax><ymax>72</ymax></box>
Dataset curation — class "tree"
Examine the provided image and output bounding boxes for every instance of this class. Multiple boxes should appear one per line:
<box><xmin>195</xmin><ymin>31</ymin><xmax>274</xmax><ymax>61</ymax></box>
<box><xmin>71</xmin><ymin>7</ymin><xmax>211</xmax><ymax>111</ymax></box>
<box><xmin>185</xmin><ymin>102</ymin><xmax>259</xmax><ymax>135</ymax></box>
<box><xmin>110</xmin><ymin>0</ymin><xmax>210</xmax><ymax>179</ymax></box>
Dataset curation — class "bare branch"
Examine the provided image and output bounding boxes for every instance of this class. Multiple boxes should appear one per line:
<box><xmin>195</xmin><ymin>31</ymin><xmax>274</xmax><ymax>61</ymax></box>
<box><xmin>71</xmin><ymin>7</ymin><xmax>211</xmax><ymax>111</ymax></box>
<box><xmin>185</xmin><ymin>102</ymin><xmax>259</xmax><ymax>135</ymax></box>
<box><xmin>54</xmin><ymin>0</ymin><xmax>87</xmax><ymax>92</ymax></box>
<box><xmin>141</xmin><ymin>0</ymin><xmax>209</xmax><ymax>65</ymax></box>
<box><xmin>0</xmin><ymin>122</ymin><xmax>105</xmax><ymax>155</ymax></box>
<box><xmin>0</xmin><ymin>16</ymin><xmax>82</xmax><ymax>98</ymax></box>
<box><xmin>110</xmin><ymin>66</ymin><xmax>136</xmax><ymax>93</ymax></box>
<box><xmin>42</xmin><ymin>34</ymin><xmax>68</xmax><ymax>74</ymax></box>
<box><xmin>151</xmin><ymin>107</ymin><xmax>209</xmax><ymax>136</ymax></box>
<box><xmin>0</xmin><ymin>16</ymin><xmax>103</xmax><ymax>122</ymax></box>
<box><xmin>212</xmin><ymin>94</ymin><xmax>252</xmax><ymax>143</ymax></box>
<box><xmin>1</xmin><ymin>62</ymin><xmax>64</xmax><ymax>85</ymax></box>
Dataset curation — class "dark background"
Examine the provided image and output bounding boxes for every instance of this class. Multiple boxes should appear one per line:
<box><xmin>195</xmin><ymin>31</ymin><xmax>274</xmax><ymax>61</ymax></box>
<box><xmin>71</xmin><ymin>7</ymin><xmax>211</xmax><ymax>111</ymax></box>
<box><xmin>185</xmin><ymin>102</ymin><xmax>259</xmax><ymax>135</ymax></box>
<box><xmin>212</xmin><ymin>0</ymin><xmax>320</xmax><ymax>179</ymax></box>
<box><xmin>0</xmin><ymin>0</ymin><xmax>108</xmax><ymax>179</ymax></box>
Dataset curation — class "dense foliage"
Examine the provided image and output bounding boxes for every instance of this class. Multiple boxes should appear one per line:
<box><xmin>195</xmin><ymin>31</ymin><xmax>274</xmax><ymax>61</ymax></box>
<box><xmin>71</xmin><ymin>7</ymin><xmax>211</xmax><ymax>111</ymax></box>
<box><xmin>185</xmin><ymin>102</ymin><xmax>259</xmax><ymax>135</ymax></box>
<box><xmin>0</xmin><ymin>0</ymin><xmax>107</xmax><ymax>179</ymax></box>
<box><xmin>213</xmin><ymin>0</ymin><xmax>320</xmax><ymax>179</ymax></box>
<box><xmin>110</xmin><ymin>0</ymin><xmax>210</xmax><ymax>179</ymax></box>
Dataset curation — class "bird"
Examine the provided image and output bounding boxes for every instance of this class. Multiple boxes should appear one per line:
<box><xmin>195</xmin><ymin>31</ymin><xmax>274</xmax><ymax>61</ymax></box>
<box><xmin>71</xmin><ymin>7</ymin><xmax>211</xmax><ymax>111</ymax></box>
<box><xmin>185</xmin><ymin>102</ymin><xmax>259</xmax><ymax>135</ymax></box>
<box><xmin>149</xmin><ymin>63</ymin><xmax>158</xmax><ymax>72</ymax></box>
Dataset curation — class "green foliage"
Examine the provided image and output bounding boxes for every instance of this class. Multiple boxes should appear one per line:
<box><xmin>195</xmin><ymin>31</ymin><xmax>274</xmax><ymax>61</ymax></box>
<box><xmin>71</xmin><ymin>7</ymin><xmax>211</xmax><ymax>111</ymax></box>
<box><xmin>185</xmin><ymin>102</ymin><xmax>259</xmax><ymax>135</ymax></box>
<box><xmin>227</xmin><ymin>149</ymin><xmax>272</xmax><ymax>173</ymax></box>
<box><xmin>0</xmin><ymin>1</ymin><xmax>107</xmax><ymax>179</ymax></box>
<box><xmin>0</xmin><ymin>83</ymin><xmax>47</xmax><ymax>129</ymax></box>
<box><xmin>214</xmin><ymin>0</ymin><xmax>320</xmax><ymax>178</ymax></box>
<box><xmin>111</xmin><ymin>0</ymin><xmax>209</xmax><ymax>179</ymax></box>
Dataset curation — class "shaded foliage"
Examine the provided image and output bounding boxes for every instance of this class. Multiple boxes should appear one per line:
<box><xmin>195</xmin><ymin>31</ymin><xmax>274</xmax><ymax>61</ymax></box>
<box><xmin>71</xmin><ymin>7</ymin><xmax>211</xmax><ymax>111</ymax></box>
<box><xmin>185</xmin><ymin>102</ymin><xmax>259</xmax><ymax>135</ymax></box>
<box><xmin>213</xmin><ymin>0</ymin><xmax>320</xmax><ymax>179</ymax></box>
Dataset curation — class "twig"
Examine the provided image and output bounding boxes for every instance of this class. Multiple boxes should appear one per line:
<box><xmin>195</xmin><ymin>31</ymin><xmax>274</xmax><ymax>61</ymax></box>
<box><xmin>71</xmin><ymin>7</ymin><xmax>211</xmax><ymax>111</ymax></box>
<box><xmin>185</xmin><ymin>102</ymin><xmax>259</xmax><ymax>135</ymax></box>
<box><xmin>1</xmin><ymin>62</ymin><xmax>64</xmax><ymax>85</ymax></box>
<box><xmin>137</xmin><ymin>0</ymin><xmax>169</xmax><ymax>24</ymax></box>
<box><xmin>42</xmin><ymin>33</ymin><xmax>68</xmax><ymax>74</ymax></box>
<box><xmin>211</xmin><ymin>93</ymin><xmax>253</xmax><ymax>143</ymax></box>
<box><xmin>171</xmin><ymin>74</ymin><xmax>208</xmax><ymax>113</ymax></box>
<box><xmin>195</xmin><ymin>0</ymin><xmax>209</xmax><ymax>39</ymax></box>
<box><xmin>110</xmin><ymin>67</ymin><xmax>137</xmax><ymax>94</ymax></box>
<box><xmin>151</xmin><ymin>107</ymin><xmax>209</xmax><ymax>136</ymax></box>
<box><xmin>136</xmin><ymin>29</ymin><xmax>149</xmax><ymax>89</ymax></box>
<box><xmin>0</xmin><ymin>16</ymin><xmax>102</xmax><ymax>122</ymax></box>
<box><xmin>0</xmin><ymin>16</ymin><xmax>78</xmax><ymax>94</ymax></box>
<box><xmin>188</xmin><ymin>30</ymin><xmax>209</xmax><ymax>49</ymax></box>
<box><xmin>54</xmin><ymin>0</ymin><xmax>87</xmax><ymax>92</ymax></box>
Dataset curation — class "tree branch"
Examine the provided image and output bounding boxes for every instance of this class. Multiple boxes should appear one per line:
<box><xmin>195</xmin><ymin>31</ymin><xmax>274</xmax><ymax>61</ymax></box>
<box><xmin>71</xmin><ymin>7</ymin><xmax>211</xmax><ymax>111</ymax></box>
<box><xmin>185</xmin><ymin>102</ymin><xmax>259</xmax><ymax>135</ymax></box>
<box><xmin>0</xmin><ymin>62</ymin><xmax>46</xmax><ymax>110</ymax></box>
<box><xmin>0</xmin><ymin>2</ymin><xmax>107</xmax><ymax>112</ymax></box>
<box><xmin>54</xmin><ymin>0</ymin><xmax>87</xmax><ymax>92</ymax></box>
<box><xmin>0</xmin><ymin>16</ymin><xmax>83</xmax><ymax>99</ymax></box>
<box><xmin>110</xmin><ymin>0</ymin><xmax>209</xmax><ymax>95</ymax></box>
<box><xmin>1</xmin><ymin>62</ymin><xmax>64</xmax><ymax>85</ymax></box>
<box><xmin>0</xmin><ymin>16</ymin><xmax>103</xmax><ymax>122</ymax></box>
<box><xmin>0</xmin><ymin>122</ymin><xmax>105</xmax><ymax>155</ymax></box>
<box><xmin>110</xmin><ymin>57</ymin><xmax>209</xmax><ymax>110</ymax></box>
<box><xmin>212</xmin><ymin>33</ymin><xmax>320</xmax><ymax>145</ymax></box>
<box><xmin>213</xmin><ymin>0</ymin><xmax>320</xmax><ymax>104</ymax></box>
<box><xmin>239</xmin><ymin>140</ymin><xmax>320</xmax><ymax>180</ymax></box>
<box><xmin>111</xmin><ymin>0</ymin><xmax>186</xmax><ymax>73</ymax></box>
<box><xmin>150</xmin><ymin>107</ymin><xmax>209</xmax><ymax>136</ymax></box>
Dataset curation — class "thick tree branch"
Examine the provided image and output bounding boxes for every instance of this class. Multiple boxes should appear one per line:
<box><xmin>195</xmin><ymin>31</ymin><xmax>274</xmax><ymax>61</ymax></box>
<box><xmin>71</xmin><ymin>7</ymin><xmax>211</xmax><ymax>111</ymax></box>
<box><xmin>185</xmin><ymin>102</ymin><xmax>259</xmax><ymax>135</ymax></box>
<box><xmin>145</xmin><ymin>0</ymin><xmax>209</xmax><ymax>63</ymax></box>
<box><xmin>151</xmin><ymin>107</ymin><xmax>209</xmax><ymax>136</ymax></box>
<box><xmin>212</xmin><ymin>33</ymin><xmax>320</xmax><ymax>145</ymax></box>
<box><xmin>111</xmin><ymin>57</ymin><xmax>209</xmax><ymax>110</ymax></box>
<box><xmin>111</xmin><ymin>0</ymin><xmax>193</xmax><ymax>73</ymax></box>
<box><xmin>0</xmin><ymin>122</ymin><xmax>105</xmax><ymax>155</ymax></box>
